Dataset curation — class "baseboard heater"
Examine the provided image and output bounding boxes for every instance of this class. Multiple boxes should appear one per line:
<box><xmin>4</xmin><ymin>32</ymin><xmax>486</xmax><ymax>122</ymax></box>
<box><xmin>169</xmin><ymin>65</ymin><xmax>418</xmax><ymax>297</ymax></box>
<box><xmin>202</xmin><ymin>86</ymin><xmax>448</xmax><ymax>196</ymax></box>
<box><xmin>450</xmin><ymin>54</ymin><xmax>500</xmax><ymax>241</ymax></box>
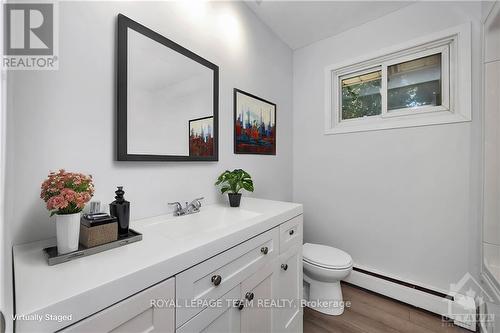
<box><xmin>344</xmin><ymin>266</ymin><xmax>477</xmax><ymax>331</ymax></box>
<box><xmin>352</xmin><ymin>267</ymin><xmax>454</xmax><ymax>300</ymax></box>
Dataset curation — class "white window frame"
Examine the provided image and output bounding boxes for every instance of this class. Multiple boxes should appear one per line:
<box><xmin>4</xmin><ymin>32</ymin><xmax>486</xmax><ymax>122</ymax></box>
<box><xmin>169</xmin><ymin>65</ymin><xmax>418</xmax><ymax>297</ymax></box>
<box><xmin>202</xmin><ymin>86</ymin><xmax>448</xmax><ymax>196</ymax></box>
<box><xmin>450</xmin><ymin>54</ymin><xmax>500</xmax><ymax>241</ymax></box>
<box><xmin>325</xmin><ymin>23</ymin><xmax>471</xmax><ymax>134</ymax></box>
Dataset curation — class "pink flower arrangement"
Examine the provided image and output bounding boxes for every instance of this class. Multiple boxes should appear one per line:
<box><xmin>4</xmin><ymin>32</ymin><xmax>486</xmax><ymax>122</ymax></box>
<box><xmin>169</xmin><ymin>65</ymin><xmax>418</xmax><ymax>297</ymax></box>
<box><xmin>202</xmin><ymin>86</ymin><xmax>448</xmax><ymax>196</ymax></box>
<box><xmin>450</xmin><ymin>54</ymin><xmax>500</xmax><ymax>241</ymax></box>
<box><xmin>40</xmin><ymin>169</ymin><xmax>94</xmax><ymax>216</ymax></box>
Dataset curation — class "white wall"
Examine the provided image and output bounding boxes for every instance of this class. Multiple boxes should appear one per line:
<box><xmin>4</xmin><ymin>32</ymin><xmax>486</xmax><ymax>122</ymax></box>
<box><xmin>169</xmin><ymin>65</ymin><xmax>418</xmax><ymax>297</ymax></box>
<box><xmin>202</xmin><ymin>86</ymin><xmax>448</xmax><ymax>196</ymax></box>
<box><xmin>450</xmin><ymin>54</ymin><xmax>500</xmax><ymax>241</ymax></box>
<box><xmin>483</xmin><ymin>0</ymin><xmax>500</xmax><ymax>290</ymax></box>
<box><xmin>3</xmin><ymin>3</ymin><xmax>292</xmax><ymax>330</ymax></box>
<box><xmin>6</xmin><ymin>1</ymin><xmax>293</xmax><ymax>245</ymax></box>
<box><xmin>293</xmin><ymin>2</ymin><xmax>482</xmax><ymax>292</ymax></box>
<box><xmin>0</xmin><ymin>0</ymin><xmax>8</xmax><ymax>331</ymax></box>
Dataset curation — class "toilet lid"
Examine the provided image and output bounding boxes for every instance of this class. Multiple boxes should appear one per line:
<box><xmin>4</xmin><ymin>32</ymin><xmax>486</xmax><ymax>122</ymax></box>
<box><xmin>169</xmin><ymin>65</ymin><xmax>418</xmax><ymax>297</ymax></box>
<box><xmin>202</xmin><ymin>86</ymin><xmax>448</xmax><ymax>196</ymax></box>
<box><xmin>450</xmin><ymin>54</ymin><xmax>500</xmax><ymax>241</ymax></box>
<box><xmin>303</xmin><ymin>243</ymin><xmax>352</xmax><ymax>269</ymax></box>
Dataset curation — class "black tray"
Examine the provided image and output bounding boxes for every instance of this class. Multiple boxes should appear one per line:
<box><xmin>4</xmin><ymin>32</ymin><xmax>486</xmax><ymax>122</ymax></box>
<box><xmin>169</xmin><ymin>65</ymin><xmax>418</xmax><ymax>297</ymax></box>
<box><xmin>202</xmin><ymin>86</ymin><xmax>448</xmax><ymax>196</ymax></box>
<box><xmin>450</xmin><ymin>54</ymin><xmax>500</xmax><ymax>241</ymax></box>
<box><xmin>43</xmin><ymin>229</ymin><xmax>142</xmax><ymax>266</ymax></box>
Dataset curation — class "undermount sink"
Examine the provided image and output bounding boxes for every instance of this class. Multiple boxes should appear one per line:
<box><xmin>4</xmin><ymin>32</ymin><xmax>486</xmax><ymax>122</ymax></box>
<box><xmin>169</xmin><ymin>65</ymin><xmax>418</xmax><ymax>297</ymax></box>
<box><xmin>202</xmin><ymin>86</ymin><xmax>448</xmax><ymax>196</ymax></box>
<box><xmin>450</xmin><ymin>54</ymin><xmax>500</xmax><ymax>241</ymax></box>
<box><xmin>140</xmin><ymin>206</ymin><xmax>261</xmax><ymax>241</ymax></box>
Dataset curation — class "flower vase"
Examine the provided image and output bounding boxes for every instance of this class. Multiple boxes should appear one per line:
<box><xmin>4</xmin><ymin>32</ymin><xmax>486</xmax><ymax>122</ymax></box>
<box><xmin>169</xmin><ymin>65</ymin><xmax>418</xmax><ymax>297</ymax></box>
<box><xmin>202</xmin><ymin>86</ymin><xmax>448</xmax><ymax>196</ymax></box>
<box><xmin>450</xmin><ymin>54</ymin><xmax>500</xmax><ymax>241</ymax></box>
<box><xmin>56</xmin><ymin>212</ymin><xmax>81</xmax><ymax>254</ymax></box>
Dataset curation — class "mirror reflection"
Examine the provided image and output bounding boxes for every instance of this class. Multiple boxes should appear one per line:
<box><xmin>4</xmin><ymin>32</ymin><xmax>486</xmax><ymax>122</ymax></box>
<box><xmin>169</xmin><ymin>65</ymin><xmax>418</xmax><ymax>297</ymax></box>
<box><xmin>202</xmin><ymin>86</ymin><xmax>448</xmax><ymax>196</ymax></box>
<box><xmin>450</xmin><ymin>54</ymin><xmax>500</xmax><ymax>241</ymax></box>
<box><xmin>117</xmin><ymin>15</ymin><xmax>218</xmax><ymax>161</ymax></box>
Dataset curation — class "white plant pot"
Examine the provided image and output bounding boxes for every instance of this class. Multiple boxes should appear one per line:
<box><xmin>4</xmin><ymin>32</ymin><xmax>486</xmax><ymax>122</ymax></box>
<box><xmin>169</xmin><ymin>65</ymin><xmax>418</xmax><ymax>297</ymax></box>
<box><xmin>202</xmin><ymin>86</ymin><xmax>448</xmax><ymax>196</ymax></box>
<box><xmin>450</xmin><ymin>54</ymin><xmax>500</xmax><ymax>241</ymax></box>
<box><xmin>56</xmin><ymin>212</ymin><xmax>81</xmax><ymax>254</ymax></box>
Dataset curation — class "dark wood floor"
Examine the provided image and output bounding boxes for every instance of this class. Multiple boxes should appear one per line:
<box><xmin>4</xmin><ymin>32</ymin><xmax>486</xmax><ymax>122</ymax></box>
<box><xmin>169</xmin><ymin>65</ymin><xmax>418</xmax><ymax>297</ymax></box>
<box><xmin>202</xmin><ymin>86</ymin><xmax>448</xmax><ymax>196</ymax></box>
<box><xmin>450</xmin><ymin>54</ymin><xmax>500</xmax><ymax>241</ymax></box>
<box><xmin>304</xmin><ymin>283</ymin><xmax>470</xmax><ymax>333</ymax></box>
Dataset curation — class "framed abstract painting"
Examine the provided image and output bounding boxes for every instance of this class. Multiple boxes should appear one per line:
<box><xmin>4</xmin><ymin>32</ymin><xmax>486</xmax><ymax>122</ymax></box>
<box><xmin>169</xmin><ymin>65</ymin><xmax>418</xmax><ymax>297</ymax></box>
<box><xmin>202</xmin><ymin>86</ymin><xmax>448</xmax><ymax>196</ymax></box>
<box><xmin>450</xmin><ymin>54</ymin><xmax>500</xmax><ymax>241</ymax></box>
<box><xmin>189</xmin><ymin>116</ymin><xmax>214</xmax><ymax>157</ymax></box>
<box><xmin>234</xmin><ymin>89</ymin><xmax>276</xmax><ymax>155</ymax></box>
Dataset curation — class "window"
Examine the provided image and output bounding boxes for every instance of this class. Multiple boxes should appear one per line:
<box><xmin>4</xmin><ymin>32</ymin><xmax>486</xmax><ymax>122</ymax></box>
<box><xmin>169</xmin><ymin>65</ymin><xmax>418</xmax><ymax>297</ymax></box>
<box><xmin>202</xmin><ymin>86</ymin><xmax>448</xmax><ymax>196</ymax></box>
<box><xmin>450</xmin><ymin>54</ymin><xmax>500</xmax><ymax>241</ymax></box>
<box><xmin>325</xmin><ymin>24</ymin><xmax>471</xmax><ymax>134</ymax></box>
<box><xmin>341</xmin><ymin>69</ymin><xmax>381</xmax><ymax>120</ymax></box>
<box><xmin>387</xmin><ymin>54</ymin><xmax>442</xmax><ymax>112</ymax></box>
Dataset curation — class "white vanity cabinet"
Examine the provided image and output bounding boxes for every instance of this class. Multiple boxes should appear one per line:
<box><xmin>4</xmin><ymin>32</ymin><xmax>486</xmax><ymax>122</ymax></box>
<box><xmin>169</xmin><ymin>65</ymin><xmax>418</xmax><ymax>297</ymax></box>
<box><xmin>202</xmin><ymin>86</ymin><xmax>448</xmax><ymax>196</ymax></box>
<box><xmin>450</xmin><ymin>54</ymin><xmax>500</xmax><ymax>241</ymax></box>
<box><xmin>13</xmin><ymin>199</ymin><xmax>303</xmax><ymax>333</ymax></box>
<box><xmin>177</xmin><ymin>215</ymin><xmax>303</xmax><ymax>333</ymax></box>
<box><xmin>62</xmin><ymin>215</ymin><xmax>303</xmax><ymax>333</ymax></box>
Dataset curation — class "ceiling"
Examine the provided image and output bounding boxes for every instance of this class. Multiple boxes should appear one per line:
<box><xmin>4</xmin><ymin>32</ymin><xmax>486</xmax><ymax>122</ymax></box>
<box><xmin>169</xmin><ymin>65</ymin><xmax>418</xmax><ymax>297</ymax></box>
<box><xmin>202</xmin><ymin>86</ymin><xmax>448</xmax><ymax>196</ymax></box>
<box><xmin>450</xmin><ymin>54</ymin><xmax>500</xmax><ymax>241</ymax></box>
<box><xmin>245</xmin><ymin>1</ymin><xmax>413</xmax><ymax>50</ymax></box>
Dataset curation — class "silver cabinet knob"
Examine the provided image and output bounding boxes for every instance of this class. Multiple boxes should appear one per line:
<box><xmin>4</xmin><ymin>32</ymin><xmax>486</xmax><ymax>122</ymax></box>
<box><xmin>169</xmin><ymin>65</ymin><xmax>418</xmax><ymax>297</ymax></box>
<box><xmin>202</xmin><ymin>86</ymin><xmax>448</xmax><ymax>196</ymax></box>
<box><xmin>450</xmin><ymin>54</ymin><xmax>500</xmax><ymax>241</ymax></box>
<box><xmin>211</xmin><ymin>275</ymin><xmax>222</xmax><ymax>286</ymax></box>
<box><xmin>281</xmin><ymin>264</ymin><xmax>288</xmax><ymax>271</ymax></box>
<box><xmin>245</xmin><ymin>292</ymin><xmax>254</xmax><ymax>301</ymax></box>
<box><xmin>260</xmin><ymin>247</ymin><xmax>268</xmax><ymax>255</ymax></box>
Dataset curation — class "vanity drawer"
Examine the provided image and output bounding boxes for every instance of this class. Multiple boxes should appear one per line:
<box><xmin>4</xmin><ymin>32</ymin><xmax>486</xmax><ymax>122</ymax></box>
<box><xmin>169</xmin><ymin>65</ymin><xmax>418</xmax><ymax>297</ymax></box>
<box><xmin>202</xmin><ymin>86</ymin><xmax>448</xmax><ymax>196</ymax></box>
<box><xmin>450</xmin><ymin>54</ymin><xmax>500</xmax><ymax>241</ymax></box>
<box><xmin>279</xmin><ymin>215</ymin><xmax>303</xmax><ymax>254</ymax></box>
<box><xmin>60</xmin><ymin>277</ymin><xmax>175</xmax><ymax>333</ymax></box>
<box><xmin>177</xmin><ymin>283</ymin><xmax>241</xmax><ymax>333</ymax></box>
<box><xmin>176</xmin><ymin>227</ymin><xmax>279</xmax><ymax>327</ymax></box>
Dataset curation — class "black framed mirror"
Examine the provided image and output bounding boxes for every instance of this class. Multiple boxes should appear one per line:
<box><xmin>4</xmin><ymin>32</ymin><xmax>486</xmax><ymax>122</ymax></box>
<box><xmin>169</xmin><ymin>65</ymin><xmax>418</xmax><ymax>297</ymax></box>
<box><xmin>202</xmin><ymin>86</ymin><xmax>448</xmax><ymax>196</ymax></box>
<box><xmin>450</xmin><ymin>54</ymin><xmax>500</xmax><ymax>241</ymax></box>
<box><xmin>117</xmin><ymin>14</ymin><xmax>219</xmax><ymax>161</ymax></box>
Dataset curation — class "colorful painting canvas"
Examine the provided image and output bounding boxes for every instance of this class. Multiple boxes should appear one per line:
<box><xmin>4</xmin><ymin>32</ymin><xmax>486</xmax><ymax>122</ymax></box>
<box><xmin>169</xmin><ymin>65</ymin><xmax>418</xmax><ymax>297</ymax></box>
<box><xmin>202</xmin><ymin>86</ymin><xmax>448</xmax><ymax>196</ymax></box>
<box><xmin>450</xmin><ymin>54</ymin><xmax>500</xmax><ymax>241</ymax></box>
<box><xmin>234</xmin><ymin>89</ymin><xmax>276</xmax><ymax>155</ymax></box>
<box><xmin>189</xmin><ymin>116</ymin><xmax>214</xmax><ymax>157</ymax></box>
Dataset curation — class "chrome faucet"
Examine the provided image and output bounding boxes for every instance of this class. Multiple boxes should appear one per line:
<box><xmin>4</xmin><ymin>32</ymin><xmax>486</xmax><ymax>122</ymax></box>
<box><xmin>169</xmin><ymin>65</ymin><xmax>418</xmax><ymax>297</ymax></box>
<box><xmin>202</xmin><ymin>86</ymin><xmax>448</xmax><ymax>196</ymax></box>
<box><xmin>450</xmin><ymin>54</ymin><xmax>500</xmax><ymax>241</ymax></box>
<box><xmin>168</xmin><ymin>197</ymin><xmax>204</xmax><ymax>216</ymax></box>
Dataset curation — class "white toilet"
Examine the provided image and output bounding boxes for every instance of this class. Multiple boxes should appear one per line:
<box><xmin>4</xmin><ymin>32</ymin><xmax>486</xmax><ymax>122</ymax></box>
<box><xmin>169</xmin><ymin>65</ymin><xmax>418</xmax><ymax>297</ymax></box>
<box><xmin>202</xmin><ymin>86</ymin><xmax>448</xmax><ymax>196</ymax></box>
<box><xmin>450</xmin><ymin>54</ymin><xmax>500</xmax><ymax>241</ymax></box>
<box><xmin>303</xmin><ymin>243</ymin><xmax>353</xmax><ymax>316</ymax></box>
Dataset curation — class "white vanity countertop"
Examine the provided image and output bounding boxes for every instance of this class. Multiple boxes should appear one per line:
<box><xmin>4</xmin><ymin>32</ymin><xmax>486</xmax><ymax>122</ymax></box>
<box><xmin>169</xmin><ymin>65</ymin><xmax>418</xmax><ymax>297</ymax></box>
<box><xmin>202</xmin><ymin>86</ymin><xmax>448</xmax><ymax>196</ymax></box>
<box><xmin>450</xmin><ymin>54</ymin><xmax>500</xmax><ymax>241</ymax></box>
<box><xmin>13</xmin><ymin>198</ymin><xmax>302</xmax><ymax>332</ymax></box>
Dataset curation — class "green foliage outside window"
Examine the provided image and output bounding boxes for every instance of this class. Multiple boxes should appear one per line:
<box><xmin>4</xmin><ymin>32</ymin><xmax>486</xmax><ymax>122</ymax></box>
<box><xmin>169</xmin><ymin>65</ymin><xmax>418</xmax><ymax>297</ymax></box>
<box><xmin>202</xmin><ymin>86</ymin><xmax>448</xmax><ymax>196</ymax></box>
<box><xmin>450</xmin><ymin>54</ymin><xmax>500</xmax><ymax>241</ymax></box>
<box><xmin>341</xmin><ymin>80</ymin><xmax>382</xmax><ymax>120</ymax></box>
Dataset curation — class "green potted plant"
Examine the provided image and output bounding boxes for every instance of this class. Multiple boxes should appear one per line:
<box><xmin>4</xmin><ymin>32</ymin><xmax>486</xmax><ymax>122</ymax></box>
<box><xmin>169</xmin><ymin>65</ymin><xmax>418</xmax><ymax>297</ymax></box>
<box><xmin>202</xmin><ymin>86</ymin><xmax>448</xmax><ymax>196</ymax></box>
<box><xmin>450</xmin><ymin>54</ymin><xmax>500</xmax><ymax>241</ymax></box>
<box><xmin>215</xmin><ymin>169</ymin><xmax>254</xmax><ymax>207</ymax></box>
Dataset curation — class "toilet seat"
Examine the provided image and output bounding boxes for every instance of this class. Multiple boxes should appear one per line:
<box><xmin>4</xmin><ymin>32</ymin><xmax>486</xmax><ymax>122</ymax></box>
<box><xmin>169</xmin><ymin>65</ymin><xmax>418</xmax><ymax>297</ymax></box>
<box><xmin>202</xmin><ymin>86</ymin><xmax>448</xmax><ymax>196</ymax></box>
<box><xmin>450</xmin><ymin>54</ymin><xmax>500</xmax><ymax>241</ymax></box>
<box><xmin>303</xmin><ymin>243</ymin><xmax>352</xmax><ymax>270</ymax></box>
<box><xmin>303</xmin><ymin>257</ymin><xmax>352</xmax><ymax>270</ymax></box>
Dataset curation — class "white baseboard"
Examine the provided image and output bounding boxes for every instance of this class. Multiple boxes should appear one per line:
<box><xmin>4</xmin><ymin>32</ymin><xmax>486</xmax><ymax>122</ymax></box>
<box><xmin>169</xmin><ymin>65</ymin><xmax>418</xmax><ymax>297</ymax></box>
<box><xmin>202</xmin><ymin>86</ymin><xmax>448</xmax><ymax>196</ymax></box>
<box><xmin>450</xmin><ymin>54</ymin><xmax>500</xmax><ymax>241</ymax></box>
<box><xmin>344</xmin><ymin>268</ymin><xmax>476</xmax><ymax>331</ymax></box>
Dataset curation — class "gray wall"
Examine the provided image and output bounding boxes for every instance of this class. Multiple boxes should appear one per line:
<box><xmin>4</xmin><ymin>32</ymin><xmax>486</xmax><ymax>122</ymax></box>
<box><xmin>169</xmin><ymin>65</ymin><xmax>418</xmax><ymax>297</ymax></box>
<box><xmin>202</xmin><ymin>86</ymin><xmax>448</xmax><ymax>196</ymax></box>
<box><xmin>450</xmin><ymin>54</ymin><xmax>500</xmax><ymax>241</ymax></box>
<box><xmin>292</xmin><ymin>1</ymin><xmax>483</xmax><ymax>292</ymax></box>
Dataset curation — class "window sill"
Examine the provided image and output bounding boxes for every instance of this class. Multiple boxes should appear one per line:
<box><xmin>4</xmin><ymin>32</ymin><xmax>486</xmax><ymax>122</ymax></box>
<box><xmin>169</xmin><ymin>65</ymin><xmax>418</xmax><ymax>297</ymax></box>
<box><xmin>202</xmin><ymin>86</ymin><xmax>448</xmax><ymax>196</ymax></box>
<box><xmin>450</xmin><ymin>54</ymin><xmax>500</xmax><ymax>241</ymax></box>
<box><xmin>324</xmin><ymin>110</ymin><xmax>471</xmax><ymax>135</ymax></box>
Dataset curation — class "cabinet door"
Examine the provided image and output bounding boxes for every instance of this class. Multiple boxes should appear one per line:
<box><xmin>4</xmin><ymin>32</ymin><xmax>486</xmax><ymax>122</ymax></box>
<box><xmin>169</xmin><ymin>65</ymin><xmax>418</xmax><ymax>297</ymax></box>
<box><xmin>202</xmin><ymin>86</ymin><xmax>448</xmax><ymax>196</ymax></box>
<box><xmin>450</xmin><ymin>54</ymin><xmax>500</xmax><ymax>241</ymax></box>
<box><xmin>240</xmin><ymin>260</ymin><xmax>277</xmax><ymax>333</ymax></box>
<box><xmin>177</xmin><ymin>284</ymin><xmax>242</xmax><ymax>333</ymax></box>
<box><xmin>61</xmin><ymin>277</ymin><xmax>175</xmax><ymax>333</ymax></box>
<box><xmin>279</xmin><ymin>215</ymin><xmax>303</xmax><ymax>254</ymax></box>
<box><xmin>176</xmin><ymin>228</ymin><xmax>279</xmax><ymax>328</ymax></box>
<box><xmin>275</xmin><ymin>246</ymin><xmax>303</xmax><ymax>333</ymax></box>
